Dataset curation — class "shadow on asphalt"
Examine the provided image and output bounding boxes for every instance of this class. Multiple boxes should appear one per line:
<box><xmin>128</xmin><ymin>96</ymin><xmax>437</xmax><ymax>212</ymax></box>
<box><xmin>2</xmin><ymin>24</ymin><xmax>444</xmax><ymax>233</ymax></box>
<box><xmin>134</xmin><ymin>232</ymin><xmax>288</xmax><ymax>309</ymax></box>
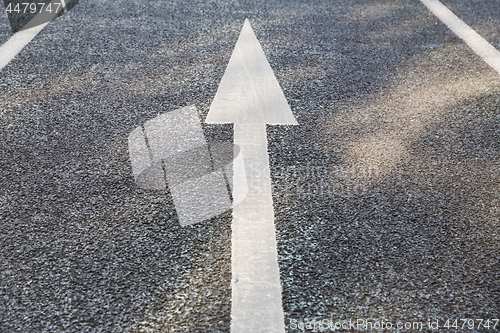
<box><xmin>0</xmin><ymin>0</ymin><xmax>499</xmax><ymax>331</ymax></box>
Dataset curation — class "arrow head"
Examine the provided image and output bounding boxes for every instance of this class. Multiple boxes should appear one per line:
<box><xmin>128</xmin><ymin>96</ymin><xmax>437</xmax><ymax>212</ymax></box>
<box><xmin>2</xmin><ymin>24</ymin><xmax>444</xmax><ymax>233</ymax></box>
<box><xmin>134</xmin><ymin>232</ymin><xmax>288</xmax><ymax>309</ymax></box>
<box><xmin>206</xmin><ymin>19</ymin><xmax>298</xmax><ymax>125</ymax></box>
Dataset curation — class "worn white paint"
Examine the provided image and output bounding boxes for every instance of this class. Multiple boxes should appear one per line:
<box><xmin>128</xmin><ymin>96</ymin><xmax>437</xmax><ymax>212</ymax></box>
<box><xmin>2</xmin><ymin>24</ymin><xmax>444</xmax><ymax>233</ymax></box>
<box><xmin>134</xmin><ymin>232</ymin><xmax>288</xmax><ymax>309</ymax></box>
<box><xmin>420</xmin><ymin>0</ymin><xmax>500</xmax><ymax>74</ymax></box>
<box><xmin>206</xmin><ymin>19</ymin><xmax>298</xmax><ymax>332</ymax></box>
<box><xmin>0</xmin><ymin>0</ymin><xmax>67</xmax><ymax>71</ymax></box>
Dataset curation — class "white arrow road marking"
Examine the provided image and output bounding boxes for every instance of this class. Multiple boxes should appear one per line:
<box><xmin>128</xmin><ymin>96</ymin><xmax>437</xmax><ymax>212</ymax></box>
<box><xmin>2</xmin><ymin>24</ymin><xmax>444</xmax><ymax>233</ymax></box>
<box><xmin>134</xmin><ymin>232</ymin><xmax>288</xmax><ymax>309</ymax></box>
<box><xmin>206</xmin><ymin>19</ymin><xmax>297</xmax><ymax>126</ymax></box>
<box><xmin>206</xmin><ymin>19</ymin><xmax>298</xmax><ymax>332</ymax></box>
<box><xmin>420</xmin><ymin>0</ymin><xmax>500</xmax><ymax>75</ymax></box>
<box><xmin>0</xmin><ymin>0</ymin><xmax>67</xmax><ymax>71</ymax></box>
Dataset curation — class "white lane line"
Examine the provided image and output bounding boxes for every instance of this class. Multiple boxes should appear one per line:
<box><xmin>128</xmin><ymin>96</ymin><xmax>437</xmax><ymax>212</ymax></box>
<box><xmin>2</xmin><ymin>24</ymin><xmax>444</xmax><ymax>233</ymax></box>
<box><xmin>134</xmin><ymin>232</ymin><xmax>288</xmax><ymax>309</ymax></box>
<box><xmin>0</xmin><ymin>22</ymin><xmax>50</xmax><ymax>71</ymax></box>
<box><xmin>0</xmin><ymin>0</ymin><xmax>66</xmax><ymax>71</ymax></box>
<box><xmin>206</xmin><ymin>19</ymin><xmax>298</xmax><ymax>332</ymax></box>
<box><xmin>419</xmin><ymin>0</ymin><xmax>500</xmax><ymax>74</ymax></box>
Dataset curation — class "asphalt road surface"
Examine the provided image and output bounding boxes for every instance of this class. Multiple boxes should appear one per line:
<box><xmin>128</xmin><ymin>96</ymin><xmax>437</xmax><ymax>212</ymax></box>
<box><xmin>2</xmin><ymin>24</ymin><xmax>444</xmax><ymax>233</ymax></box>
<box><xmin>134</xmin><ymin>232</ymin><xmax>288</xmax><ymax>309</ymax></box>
<box><xmin>1</xmin><ymin>0</ymin><xmax>499</xmax><ymax>332</ymax></box>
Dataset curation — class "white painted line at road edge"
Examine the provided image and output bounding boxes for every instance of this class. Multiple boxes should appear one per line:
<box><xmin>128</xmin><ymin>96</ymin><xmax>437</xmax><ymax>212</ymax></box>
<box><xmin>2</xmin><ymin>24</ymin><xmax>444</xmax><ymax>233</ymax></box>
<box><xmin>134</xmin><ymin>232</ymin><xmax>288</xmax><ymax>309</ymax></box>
<box><xmin>0</xmin><ymin>22</ymin><xmax>49</xmax><ymax>71</ymax></box>
<box><xmin>419</xmin><ymin>0</ymin><xmax>500</xmax><ymax>75</ymax></box>
<box><xmin>0</xmin><ymin>0</ymin><xmax>66</xmax><ymax>72</ymax></box>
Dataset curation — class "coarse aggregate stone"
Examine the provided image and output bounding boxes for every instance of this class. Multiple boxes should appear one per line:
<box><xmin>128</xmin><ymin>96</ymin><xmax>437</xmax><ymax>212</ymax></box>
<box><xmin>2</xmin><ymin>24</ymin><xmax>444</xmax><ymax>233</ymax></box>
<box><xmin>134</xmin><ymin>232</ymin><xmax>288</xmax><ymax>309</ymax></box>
<box><xmin>1</xmin><ymin>0</ymin><xmax>499</xmax><ymax>332</ymax></box>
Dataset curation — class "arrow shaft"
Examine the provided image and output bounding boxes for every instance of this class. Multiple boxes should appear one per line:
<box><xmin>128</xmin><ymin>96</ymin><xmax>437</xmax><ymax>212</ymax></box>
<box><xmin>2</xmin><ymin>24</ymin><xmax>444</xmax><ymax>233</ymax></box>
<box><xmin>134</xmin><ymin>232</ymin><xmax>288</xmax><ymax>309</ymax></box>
<box><xmin>231</xmin><ymin>122</ymin><xmax>285</xmax><ymax>332</ymax></box>
<box><xmin>206</xmin><ymin>19</ymin><xmax>297</xmax><ymax>331</ymax></box>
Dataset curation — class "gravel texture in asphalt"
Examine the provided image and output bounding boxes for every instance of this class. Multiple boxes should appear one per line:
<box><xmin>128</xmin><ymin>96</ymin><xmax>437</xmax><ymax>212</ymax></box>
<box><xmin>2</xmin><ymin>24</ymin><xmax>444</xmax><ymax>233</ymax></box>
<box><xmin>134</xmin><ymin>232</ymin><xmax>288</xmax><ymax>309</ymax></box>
<box><xmin>1</xmin><ymin>0</ymin><xmax>499</xmax><ymax>332</ymax></box>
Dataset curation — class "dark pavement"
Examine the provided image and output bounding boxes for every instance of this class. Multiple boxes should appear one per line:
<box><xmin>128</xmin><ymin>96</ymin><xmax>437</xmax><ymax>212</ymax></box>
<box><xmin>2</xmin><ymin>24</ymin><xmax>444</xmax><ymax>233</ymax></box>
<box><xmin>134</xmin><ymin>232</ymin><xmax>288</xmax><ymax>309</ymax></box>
<box><xmin>0</xmin><ymin>0</ymin><xmax>499</xmax><ymax>331</ymax></box>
